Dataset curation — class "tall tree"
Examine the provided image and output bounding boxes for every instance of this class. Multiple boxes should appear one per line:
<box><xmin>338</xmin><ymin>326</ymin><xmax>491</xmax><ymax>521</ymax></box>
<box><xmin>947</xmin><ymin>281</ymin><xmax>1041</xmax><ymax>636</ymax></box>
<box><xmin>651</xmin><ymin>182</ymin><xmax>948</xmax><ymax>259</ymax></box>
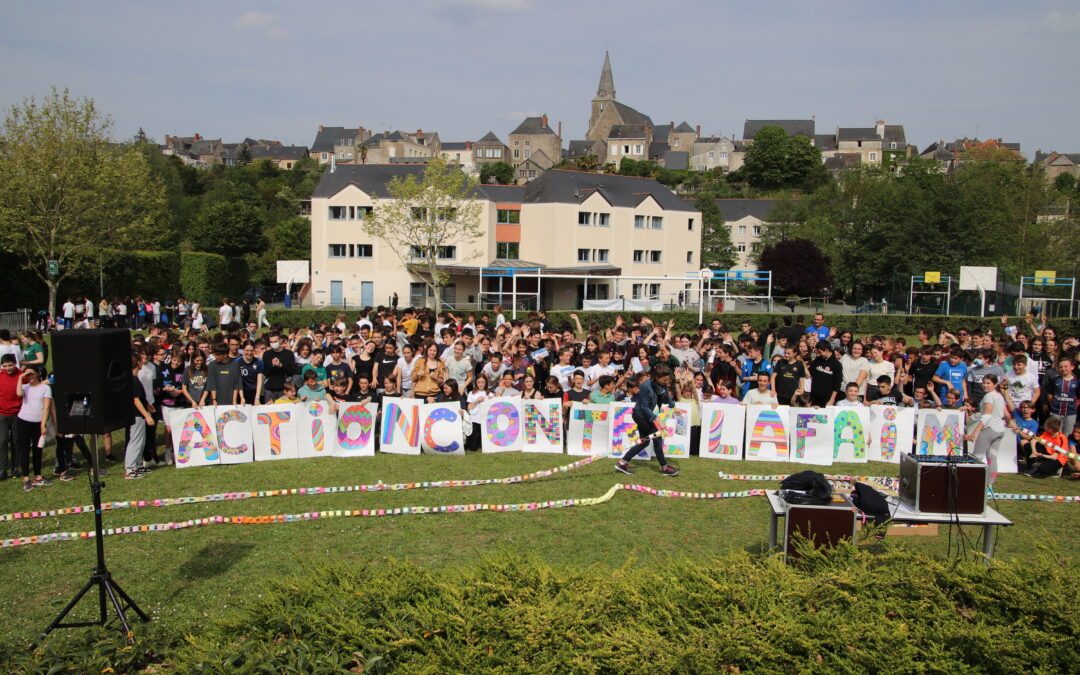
<box><xmin>0</xmin><ymin>89</ymin><xmax>166</xmax><ymax>315</ymax></box>
<box><xmin>758</xmin><ymin>239</ymin><xmax>833</xmax><ymax>296</ymax></box>
<box><xmin>364</xmin><ymin>157</ymin><xmax>484</xmax><ymax>309</ymax></box>
<box><xmin>479</xmin><ymin>161</ymin><xmax>514</xmax><ymax>185</ymax></box>
<box><xmin>190</xmin><ymin>201</ymin><xmax>268</xmax><ymax>256</ymax></box>
<box><xmin>695</xmin><ymin>192</ymin><xmax>736</xmax><ymax>269</ymax></box>
<box><xmin>738</xmin><ymin>126</ymin><xmax>825</xmax><ymax>190</ymax></box>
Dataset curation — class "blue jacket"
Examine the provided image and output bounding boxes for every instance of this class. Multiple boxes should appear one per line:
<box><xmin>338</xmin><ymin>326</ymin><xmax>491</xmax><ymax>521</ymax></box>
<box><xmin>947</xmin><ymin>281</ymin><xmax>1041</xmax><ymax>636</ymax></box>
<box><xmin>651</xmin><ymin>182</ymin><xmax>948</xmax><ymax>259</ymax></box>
<box><xmin>633</xmin><ymin>378</ymin><xmax>674</xmax><ymax>421</ymax></box>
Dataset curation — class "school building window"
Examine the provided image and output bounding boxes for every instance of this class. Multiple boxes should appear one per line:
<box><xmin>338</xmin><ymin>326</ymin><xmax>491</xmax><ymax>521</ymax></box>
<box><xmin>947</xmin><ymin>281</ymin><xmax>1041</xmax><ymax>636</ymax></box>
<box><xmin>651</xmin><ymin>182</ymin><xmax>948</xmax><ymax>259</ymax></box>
<box><xmin>497</xmin><ymin>209</ymin><xmax>520</xmax><ymax>224</ymax></box>
<box><xmin>328</xmin><ymin>244</ymin><xmax>346</xmax><ymax>258</ymax></box>
<box><xmin>496</xmin><ymin>242</ymin><xmax>519</xmax><ymax>259</ymax></box>
<box><xmin>577</xmin><ymin>248</ymin><xmax>590</xmax><ymax>262</ymax></box>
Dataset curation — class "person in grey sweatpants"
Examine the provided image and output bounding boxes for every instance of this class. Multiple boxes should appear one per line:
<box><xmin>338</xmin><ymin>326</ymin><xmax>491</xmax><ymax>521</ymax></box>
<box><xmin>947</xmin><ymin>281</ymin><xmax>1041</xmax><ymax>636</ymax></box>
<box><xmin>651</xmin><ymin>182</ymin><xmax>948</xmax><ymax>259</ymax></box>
<box><xmin>126</xmin><ymin>356</ymin><xmax>155</xmax><ymax>478</ymax></box>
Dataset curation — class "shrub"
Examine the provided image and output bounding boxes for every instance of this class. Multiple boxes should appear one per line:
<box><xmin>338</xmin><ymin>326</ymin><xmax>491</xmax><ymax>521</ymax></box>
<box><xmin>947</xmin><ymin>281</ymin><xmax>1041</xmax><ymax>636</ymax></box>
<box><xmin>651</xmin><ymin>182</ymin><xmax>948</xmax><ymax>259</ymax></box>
<box><xmin>263</xmin><ymin>308</ymin><xmax>1080</xmax><ymax>339</ymax></box>
<box><xmin>180</xmin><ymin>252</ymin><xmax>248</xmax><ymax>305</ymax></box>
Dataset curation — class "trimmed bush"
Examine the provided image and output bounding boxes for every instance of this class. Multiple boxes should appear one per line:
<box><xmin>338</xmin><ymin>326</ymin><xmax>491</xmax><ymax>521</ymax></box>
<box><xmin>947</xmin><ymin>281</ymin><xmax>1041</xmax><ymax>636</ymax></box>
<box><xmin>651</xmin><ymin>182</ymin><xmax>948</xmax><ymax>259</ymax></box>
<box><xmin>99</xmin><ymin>250</ymin><xmax>181</xmax><ymax>300</ymax></box>
<box><xmin>264</xmin><ymin>308</ymin><xmax>1080</xmax><ymax>338</ymax></box>
<box><xmin>180</xmin><ymin>252</ymin><xmax>249</xmax><ymax>304</ymax></box>
<box><xmin>8</xmin><ymin>549</ymin><xmax>1077</xmax><ymax>672</ymax></box>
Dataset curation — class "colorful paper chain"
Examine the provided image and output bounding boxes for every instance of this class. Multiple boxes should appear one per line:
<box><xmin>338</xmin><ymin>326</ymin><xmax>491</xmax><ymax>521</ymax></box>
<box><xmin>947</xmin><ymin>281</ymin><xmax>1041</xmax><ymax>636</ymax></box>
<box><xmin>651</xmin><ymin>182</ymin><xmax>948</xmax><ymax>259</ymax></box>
<box><xmin>0</xmin><ymin>455</ymin><xmax>605</xmax><ymax>524</ymax></box>
<box><xmin>0</xmin><ymin>484</ymin><xmax>766</xmax><ymax>549</ymax></box>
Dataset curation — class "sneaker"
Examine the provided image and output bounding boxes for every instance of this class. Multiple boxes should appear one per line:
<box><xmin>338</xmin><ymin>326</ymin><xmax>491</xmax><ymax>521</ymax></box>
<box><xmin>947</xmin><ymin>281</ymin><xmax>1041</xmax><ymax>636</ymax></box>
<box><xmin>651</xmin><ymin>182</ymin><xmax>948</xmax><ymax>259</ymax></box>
<box><xmin>59</xmin><ymin>472</ymin><xmax>76</xmax><ymax>482</ymax></box>
<box><xmin>22</xmin><ymin>481</ymin><xmax>33</xmax><ymax>492</ymax></box>
<box><xmin>614</xmin><ymin>461</ymin><xmax>634</xmax><ymax>475</ymax></box>
<box><xmin>124</xmin><ymin>470</ymin><xmax>143</xmax><ymax>480</ymax></box>
<box><xmin>659</xmin><ymin>465</ymin><xmax>680</xmax><ymax>477</ymax></box>
<box><xmin>32</xmin><ymin>477</ymin><xmax>51</xmax><ymax>487</ymax></box>
<box><xmin>103</xmin><ymin>454</ymin><xmax>118</xmax><ymax>463</ymax></box>
<box><xmin>165</xmin><ymin>457</ymin><xmax>174</xmax><ymax>466</ymax></box>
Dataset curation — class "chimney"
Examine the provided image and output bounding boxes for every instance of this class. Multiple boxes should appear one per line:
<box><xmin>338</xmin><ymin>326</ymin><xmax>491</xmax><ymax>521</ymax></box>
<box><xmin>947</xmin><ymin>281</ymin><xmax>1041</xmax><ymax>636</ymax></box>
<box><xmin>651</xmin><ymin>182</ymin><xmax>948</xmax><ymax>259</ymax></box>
<box><xmin>416</xmin><ymin>129</ymin><xmax>424</xmax><ymax>139</ymax></box>
<box><xmin>875</xmin><ymin>119</ymin><xmax>885</xmax><ymax>138</ymax></box>
<box><xmin>465</xmin><ymin>141</ymin><xmax>472</xmax><ymax>150</ymax></box>
<box><xmin>195</xmin><ymin>133</ymin><xmax>202</xmax><ymax>141</ymax></box>
<box><xmin>669</xmin><ymin>121</ymin><xmax>674</xmax><ymax>129</ymax></box>
<box><xmin>696</xmin><ymin>125</ymin><xmax>701</xmax><ymax>136</ymax></box>
<box><xmin>542</xmin><ymin>113</ymin><xmax>548</xmax><ymax>129</ymax></box>
<box><xmin>319</xmin><ymin>124</ymin><xmax>324</xmax><ymax>132</ymax></box>
<box><xmin>557</xmin><ymin>121</ymin><xmax>562</xmax><ymax>139</ymax></box>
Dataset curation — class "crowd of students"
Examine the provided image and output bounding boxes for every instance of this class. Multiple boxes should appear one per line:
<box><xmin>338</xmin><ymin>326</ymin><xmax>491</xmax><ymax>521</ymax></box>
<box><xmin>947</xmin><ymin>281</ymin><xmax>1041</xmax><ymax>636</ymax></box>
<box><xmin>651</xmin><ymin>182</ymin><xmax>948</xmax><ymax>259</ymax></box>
<box><xmin>1</xmin><ymin>307</ymin><xmax>1077</xmax><ymax>490</ymax></box>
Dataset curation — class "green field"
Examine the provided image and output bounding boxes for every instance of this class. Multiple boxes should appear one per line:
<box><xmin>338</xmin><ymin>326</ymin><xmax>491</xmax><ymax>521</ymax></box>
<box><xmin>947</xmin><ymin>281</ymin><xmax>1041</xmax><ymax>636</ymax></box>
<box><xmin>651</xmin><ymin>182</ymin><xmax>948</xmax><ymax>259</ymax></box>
<box><xmin>2</xmin><ymin>445</ymin><xmax>1079</xmax><ymax>650</ymax></box>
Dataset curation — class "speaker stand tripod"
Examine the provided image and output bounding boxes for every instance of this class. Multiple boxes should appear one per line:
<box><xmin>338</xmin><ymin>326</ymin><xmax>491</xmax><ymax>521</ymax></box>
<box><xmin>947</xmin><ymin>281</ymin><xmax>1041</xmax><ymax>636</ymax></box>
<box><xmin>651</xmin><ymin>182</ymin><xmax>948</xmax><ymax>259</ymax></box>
<box><xmin>32</xmin><ymin>435</ymin><xmax>149</xmax><ymax>649</ymax></box>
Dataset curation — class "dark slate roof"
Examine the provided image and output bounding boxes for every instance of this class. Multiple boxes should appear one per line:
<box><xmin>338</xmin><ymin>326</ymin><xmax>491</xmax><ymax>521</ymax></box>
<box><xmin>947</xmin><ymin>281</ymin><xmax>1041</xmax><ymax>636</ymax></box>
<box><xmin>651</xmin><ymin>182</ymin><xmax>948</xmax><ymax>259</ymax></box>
<box><xmin>712</xmin><ymin>199</ymin><xmax>777</xmax><ymax>222</ymax></box>
<box><xmin>837</xmin><ymin>127</ymin><xmax>878</xmax><ymax>142</ymax></box>
<box><xmin>611</xmin><ymin>101</ymin><xmax>653</xmax><ymax>128</ymax></box>
<box><xmin>648</xmin><ymin>141</ymin><xmax>667</xmax><ymax>158</ymax></box>
<box><xmin>189</xmin><ymin>139</ymin><xmax>221</xmax><ymax>155</ymax></box>
<box><xmin>696</xmin><ymin>136</ymin><xmax>724</xmax><ymax>145</ymax></box>
<box><xmin>674</xmin><ymin>122</ymin><xmax>695</xmax><ymax>133</ymax></box>
<box><xmin>249</xmin><ymin>145</ymin><xmax>309</xmax><ymax>161</ymax></box>
<box><xmin>312</xmin><ymin>165</ymin><xmax>426</xmax><ymax>198</ymax></box>
<box><xmin>883</xmin><ymin>125</ymin><xmax>906</xmax><ymax>144</ymax></box>
<box><xmin>477</xmin><ymin>184</ymin><xmax>525</xmax><ymax>202</ymax></box>
<box><xmin>608</xmin><ymin>124</ymin><xmax>649</xmax><ymax>139</ymax></box>
<box><xmin>652</xmin><ymin>124</ymin><xmax>672</xmax><ymax>143</ymax></box>
<box><xmin>567</xmin><ymin>140</ymin><xmax>600</xmax><ymax>159</ymax></box>
<box><xmin>510</xmin><ymin>116</ymin><xmax>555</xmax><ymax>135</ymax></box>
<box><xmin>743</xmin><ymin>119</ymin><xmax>815</xmax><ymax>140</ymax></box>
<box><xmin>442</xmin><ymin>141</ymin><xmax>469</xmax><ymax>151</ymax></box>
<box><xmin>523</xmin><ymin>170</ymin><xmax>694</xmax><ymax>211</ymax></box>
<box><xmin>311</xmin><ymin>126</ymin><xmax>359</xmax><ymax>153</ymax></box>
<box><xmin>477</xmin><ymin>131</ymin><xmax>503</xmax><ymax>144</ymax></box>
<box><xmin>663</xmin><ymin>151</ymin><xmax>689</xmax><ymax>170</ymax></box>
<box><xmin>814</xmin><ymin>134</ymin><xmax>837</xmax><ymax>151</ymax></box>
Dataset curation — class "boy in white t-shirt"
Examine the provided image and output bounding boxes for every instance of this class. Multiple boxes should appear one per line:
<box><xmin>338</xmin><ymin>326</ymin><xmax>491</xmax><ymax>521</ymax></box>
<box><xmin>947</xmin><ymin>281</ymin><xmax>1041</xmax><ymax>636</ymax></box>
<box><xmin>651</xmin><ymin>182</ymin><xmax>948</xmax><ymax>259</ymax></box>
<box><xmin>742</xmin><ymin>373</ymin><xmax>778</xmax><ymax>405</ymax></box>
<box><xmin>834</xmin><ymin>382</ymin><xmax>863</xmax><ymax>407</ymax></box>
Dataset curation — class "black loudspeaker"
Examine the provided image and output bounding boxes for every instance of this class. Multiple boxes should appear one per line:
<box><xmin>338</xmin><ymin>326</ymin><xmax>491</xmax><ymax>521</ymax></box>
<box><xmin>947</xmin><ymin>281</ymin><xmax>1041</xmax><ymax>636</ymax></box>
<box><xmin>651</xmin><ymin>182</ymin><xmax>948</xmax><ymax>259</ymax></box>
<box><xmin>52</xmin><ymin>329</ymin><xmax>134</xmax><ymax>435</ymax></box>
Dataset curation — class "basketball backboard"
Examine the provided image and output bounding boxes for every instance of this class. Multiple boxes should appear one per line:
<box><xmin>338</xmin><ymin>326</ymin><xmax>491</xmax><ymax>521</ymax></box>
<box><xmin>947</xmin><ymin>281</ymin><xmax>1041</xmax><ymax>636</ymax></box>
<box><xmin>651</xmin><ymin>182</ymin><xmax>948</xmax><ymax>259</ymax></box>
<box><xmin>276</xmin><ymin>260</ymin><xmax>310</xmax><ymax>284</ymax></box>
<box><xmin>959</xmin><ymin>266</ymin><xmax>996</xmax><ymax>291</ymax></box>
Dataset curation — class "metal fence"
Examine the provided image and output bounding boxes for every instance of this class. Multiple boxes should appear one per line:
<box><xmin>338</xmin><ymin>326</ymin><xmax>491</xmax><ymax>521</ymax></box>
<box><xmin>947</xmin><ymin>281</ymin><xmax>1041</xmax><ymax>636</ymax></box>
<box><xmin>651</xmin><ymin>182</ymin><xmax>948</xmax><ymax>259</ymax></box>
<box><xmin>0</xmin><ymin>309</ymin><xmax>31</xmax><ymax>332</ymax></box>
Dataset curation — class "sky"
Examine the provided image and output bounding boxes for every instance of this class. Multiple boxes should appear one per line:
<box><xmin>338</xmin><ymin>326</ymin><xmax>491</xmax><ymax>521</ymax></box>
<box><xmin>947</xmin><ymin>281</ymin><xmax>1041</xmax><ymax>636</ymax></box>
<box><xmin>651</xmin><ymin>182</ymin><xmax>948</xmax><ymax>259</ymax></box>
<box><xmin>2</xmin><ymin>1</ymin><xmax>1078</xmax><ymax>157</ymax></box>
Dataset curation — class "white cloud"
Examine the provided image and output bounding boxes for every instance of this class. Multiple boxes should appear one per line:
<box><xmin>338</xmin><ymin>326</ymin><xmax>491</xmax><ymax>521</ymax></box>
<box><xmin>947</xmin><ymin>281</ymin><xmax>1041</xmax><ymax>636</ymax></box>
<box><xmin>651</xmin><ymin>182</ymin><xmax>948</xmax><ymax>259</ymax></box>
<box><xmin>1043</xmin><ymin>9</ymin><xmax>1080</xmax><ymax>34</ymax></box>
<box><xmin>234</xmin><ymin>11</ymin><xmax>291</xmax><ymax>39</ymax></box>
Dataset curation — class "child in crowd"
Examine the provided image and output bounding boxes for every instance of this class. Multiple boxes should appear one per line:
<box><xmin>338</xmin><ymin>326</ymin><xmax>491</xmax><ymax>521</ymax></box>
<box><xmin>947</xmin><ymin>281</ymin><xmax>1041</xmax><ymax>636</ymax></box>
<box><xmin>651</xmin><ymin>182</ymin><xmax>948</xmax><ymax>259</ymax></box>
<box><xmin>274</xmin><ymin>381</ymin><xmax>300</xmax><ymax>404</ymax></box>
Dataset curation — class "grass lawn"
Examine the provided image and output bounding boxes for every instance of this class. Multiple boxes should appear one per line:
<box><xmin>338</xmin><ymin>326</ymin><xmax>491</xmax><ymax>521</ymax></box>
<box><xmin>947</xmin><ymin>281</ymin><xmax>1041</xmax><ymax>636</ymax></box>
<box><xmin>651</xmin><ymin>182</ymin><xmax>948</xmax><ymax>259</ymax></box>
<box><xmin>2</xmin><ymin>436</ymin><xmax>1079</xmax><ymax>649</ymax></box>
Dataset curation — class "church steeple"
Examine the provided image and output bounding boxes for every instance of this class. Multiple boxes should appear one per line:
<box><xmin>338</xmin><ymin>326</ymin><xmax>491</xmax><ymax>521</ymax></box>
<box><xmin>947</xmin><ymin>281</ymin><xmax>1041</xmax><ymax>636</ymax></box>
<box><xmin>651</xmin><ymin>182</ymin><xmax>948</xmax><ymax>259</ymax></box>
<box><xmin>596</xmin><ymin>51</ymin><xmax>615</xmax><ymax>100</ymax></box>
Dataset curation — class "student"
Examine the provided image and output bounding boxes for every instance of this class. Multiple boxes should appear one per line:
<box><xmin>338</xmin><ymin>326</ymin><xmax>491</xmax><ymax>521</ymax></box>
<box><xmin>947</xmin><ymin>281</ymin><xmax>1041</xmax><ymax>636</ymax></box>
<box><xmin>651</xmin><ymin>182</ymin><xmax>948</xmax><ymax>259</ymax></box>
<box><xmin>182</xmin><ymin>352</ymin><xmax>209</xmax><ymax>408</ymax></box>
<box><xmin>297</xmin><ymin>370</ymin><xmax>334</xmax><ymax>406</ymax></box>
<box><xmin>1024</xmin><ymin>416</ymin><xmax>1067</xmax><ymax>478</ymax></box>
<box><xmin>1005</xmin><ymin>354</ymin><xmax>1040</xmax><ymax>413</ymax></box>
<box><xmin>965</xmin><ymin>374</ymin><xmax>1008</xmax><ymax>480</ymax></box>
<box><xmin>301</xmin><ymin>349</ymin><xmax>329</xmax><ymax>387</ymax></box>
<box><xmin>329</xmin><ymin>377</ymin><xmax>360</xmax><ymax>403</ymax></box>
<box><xmin>772</xmin><ymin>345</ymin><xmax>807</xmax><ymax>406</ymax></box>
<box><xmin>203</xmin><ymin>344</ymin><xmax>242</xmax><ymax>406</ymax></box>
<box><xmin>236</xmin><ymin>340</ymin><xmax>264</xmax><ymax>405</ymax></box>
<box><xmin>932</xmin><ymin>347</ymin><xmax>969</xmax><ymax>404</ymax></box>
<box><xmin>835</xmin><ymin>382</ymin><xmax>863</xmax><ymax>407</ymax></box>
<box><xmin>124</xmin><ymin>354</ymin><xmax>155</xmax><ymax>480</ymax></box>
<box><xmin>743</xmin><ymin>373</ymin><xmax>778</xmax><ymax>406</ymax></box>
<box><xmin>865</xmin><ymin>375</ymin><xmax>913</xmax><ymax>407</ymax></box>
<box><xmin>13</xmin><ymin>366</ymin><xmax>52</xmax><ymax>490</ymax></box>
<box><xmin>710</xmin><ymin>380</ymin><xmax>740</xmax><ymax>405</ymax></box>
<box><xmin>739</xmin><ymin>344</ymin><xmax>772</xmax><ymax>397</ymax></box>
<box><xmin>326</xmin><ymin>346</ymin><xmax>355</xmax><ymax>394</ymax></box>
<box><xmin>0</xmin><ymin>353</ymin><xmax>22</xmax><ymax>480</ymax></box>
<box><xmin>589</xmin><ymin>375</ymin><xmax>618</xmax><ymax>404</ymax></box>
<box><xmin>911</xmin><ymin>384</ymin><xmax>942</xmax><ymax>409</ymax></box>
<box><xmin>614</xmin><ymin>365</ymin><xmax>679</xmax><ymax>476</ymax></box>
<box><xmin>466</xmin><ymin>374</ymin><xmax>491</xmax><ymax>450</ymax></box>
<box><xmin>839</xmin><ymin>342</ymin><xmax>870</xmax><ymax>398</ymax></box>
<box><xmin>411</xmin><ymin>341</ymin><xmax>446</xmax><ymax>401</ymax></box>
<box><xmin>353</xmin><ymin>375</ymin><xmax>381</xmax><ymax>406</ymax></box>
<box><xmin>274</xmin><ymin>381</ymin><xmax>300</xmax><ymax>405</ymax></box>
<box><xmin>1046</xmin><ymin>356</ymin><xmax>1077</xmax><ymax>436</ymax></box>
<box><xmin>494</xmin><ymin>371</ymin><xmax>521</xmax><ymax>398</ymax></box>
<box><xmin>261</xmin><ymin>332</ymin><xmax>297</xmax><ymax>402</ymax></box>
<box><xmin>808</xmin><ymin>342</ymin><xmax>843</xmax><ymax>407</ymax></box>
<box><xmin>1012</xmin><ymin>400</ymin><xmax>1040</xmax><ymax>463</ymax></box>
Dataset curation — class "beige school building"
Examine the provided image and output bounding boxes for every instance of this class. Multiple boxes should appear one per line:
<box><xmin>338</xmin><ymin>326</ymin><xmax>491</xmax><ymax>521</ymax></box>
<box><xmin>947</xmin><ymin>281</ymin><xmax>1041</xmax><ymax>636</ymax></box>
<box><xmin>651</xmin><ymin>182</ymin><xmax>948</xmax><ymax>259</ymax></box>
<box><xmin>307</xmin><ymin>166</ymin><xmax>703</xmax><ymax>311</ymax></box>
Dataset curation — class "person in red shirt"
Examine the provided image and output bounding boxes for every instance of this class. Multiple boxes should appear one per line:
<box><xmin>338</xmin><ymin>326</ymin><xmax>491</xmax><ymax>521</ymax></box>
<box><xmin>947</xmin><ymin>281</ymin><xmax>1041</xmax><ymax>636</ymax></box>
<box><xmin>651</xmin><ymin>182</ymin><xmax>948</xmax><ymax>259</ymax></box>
<box><xmin>0</xmin><ymin>354</ymin><xmax>21</xmax><ymax>480</ymax></box>
<box><xmin>1024</xmin><ymin>416</ymin><xmax>1068</xmax><ymax>478</ymax></box>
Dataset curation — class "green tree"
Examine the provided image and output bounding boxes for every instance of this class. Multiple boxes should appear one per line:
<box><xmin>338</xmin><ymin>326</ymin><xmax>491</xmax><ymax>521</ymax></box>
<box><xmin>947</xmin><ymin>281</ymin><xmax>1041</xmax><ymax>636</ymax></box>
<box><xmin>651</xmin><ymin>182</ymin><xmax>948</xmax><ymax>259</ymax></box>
<box><xmin>190</xmin><ymin>201</ymin><xmax>268</xmax><ymax>256</ymax></box>
<box><xmin>0</xmin><ymin>88</ymin><xmax>166</xmax><ymax>315</ymax></box>
<box><xmin>237</xmin><ymin>144</ymin><xmax>253</xmax><ymax>166</ymax></box>
<box><xmin>759</xmin><ymin>239</ymin><xmax>833</xmax><ymax>296</ymax></box>
<box><xmin>695</xmin><ymin>192</ymin><xmax>736</xmax><ymax>269</ymax></box>
<box><xmin>1053</xmin><ymin>172</ymin><xmax>1077</xmax><ymax>194</ymax></box>
<box><xmin>738</xmin><ymin>126</ymin><xmax>825</xmax><ymax>190</ymax></box>
<box><xmin>270</xmin><ymin>216</ymin><xmax>311</xmax><ymax>260</ymax></box>
<box><xmin>479</xmin><ymin>161</ymin><xmax>515</xmax><ymax>185</ymax></box>
<box><xmin>364</xmin><ymin>157</ymin><xmax>484</xmax><ymax>309</ymax></box>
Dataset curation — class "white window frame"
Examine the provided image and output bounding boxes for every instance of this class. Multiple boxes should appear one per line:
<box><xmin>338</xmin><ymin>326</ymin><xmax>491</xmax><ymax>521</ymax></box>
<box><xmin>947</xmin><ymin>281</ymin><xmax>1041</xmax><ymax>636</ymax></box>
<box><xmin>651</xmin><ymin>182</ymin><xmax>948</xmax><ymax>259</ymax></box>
<box><xmin>651</xmin><ymin>216</ymin><xmax>663</xmax><ymax>229</ymax></box>
<box><xmin>577</xmin><ymin>248</ymin><xmax>590</xmax><ymax>262</ymax></box>
<box><xmin>328</xmin><ymin>244</ymin><xmax>347</xmax><ymax>258</ymax></box>
<box><xmin>649</xmin><ymin>250</ymin><xmax>662</xmax><ymax>263</ymax></box>
<box><xmin>356</xmin><ymin>244</ymin><xmax>373</xmax><ymax>258</ymax></box>
<box><xmin>596</xmin><ymin>249</ymin><xmax>610</xmax><ymax>262</ymax></box>
<box><xmin>633</xmin><ymin>250</ymin><xmax>644</xmax><ymax>263</ymax></box>
<box><xmin>634</xmin><ymin>215</ymin><xmax>646</xmax><ymax>228</ymax></box>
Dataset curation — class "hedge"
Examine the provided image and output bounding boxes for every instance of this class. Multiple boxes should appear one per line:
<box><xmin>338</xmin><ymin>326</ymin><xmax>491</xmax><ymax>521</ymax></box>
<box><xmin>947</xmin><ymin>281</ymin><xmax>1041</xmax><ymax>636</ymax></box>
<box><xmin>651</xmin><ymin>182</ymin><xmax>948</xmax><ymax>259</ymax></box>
<box><xmin>264</xmin><ymin>308</ymin><xmax>1080</xmax><ymax>338</ymax></box>
<box><xmin>180</xmin><ymin>252</ymin><xmax>248</xmax><ymax>304</ymax></box>
<box><xmin>8</xmin><ymin>549</ymin><xmax>1078</xmax><ymax>672</ymax></box>
<box><xmin>99</xmin><ymin>249</ymin><xmax>181</xmax><ymax>300</ymax></box>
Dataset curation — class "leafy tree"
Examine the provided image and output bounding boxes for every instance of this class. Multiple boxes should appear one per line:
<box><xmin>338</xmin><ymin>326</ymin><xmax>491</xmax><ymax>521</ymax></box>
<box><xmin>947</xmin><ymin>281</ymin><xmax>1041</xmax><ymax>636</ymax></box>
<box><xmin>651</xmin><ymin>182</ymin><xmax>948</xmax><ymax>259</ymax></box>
<box><xmin>364</xmin><ymin>157</ymin><xmax>484</xmax><ymax>309</ymax></box>
<box><xmin>479</xmin><ymin>161</ymin><xmax>514</xmax><ymax>185</ymax></box>
<box><xmin>738</xmin><ymin>126</ymin><xmax>826</xmax><ymax>190</ymax></box>
<box><xmin>270</xmin><ymin>216</ymin><xmax>311</xmax><ymax>260</ymax></box>
<box><xmin>695</xmin><ymin>192</ymin><xmax>736</xmax><ymax>269</ymax></box>
<box><xmin>759</xmin><ymin>238</ymin><xmax>833</xmax><ymax>296</ymax></box>
<box><xmin>237</xmin><ymin>144</ymin><xmax>253</xmax><ymax>166</ymax></box>
<box><xmin>0</xmin><ymin>88</ymin><xmax>166</xmax><ymax>315</ymax></box>
<box><xmin>190</xmin><ymin>201</ymin><xmax>268</xmax><ymax>257</ymax></box>
<box><xmin>1053</xmin><ymin>172</ymin><xmax>1077</xmax><ymax>194</ymax></box>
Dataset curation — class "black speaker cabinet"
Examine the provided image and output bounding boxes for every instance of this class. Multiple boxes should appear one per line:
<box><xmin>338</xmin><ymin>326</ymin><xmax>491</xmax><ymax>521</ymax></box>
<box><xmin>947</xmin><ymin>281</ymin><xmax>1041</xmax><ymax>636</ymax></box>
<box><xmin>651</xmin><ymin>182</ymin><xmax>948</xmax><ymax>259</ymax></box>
<box><xmin>51</xmin><ymin>329</ymin><xmax>134</xmax><ymax>435</ymax></box>
<box><xmin>783</xmin><ymin>495</ymin><xmax>857</xmax><ymax>559</ymax></box>
<box><xmin>898</xmin><ymin>453</ymin><xmax>987</xmax><ymax>515</ymax></box>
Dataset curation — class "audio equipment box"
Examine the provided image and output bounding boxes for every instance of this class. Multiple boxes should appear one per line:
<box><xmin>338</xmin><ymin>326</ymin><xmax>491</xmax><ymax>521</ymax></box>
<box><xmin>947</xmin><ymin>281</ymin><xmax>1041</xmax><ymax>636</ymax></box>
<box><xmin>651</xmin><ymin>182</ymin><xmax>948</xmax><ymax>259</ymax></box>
<box><xmin>898</xmin><ymin>453</ymin><xmax>987</xmax><ymax>516</ymax></box>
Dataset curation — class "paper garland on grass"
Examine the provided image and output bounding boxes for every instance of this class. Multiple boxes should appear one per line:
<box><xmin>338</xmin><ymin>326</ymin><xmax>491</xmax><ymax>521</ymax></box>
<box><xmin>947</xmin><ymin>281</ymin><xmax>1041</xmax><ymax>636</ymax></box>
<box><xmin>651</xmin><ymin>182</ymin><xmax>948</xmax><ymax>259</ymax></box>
<box><xmin>0</xmin><ymin>483</ymin><xmax>769</xmax><ymax>549</ymax></box>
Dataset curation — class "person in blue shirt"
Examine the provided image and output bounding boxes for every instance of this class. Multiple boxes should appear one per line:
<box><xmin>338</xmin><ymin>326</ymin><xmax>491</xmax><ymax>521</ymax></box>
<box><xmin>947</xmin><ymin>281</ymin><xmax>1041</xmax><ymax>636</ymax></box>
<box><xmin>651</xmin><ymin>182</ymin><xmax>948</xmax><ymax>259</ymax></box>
<box><xmin>614</xmin><ymin>366</ymin><xmax>680</xmax><ymax>476</ymax></box>
<box><xmin>804</xmin><ymin>313</ymin><xmax>830</xmax><ymax>342</ymax></box>
<box><xmin>932</xmin><ymin>346</ymin><xmax>969</xmax><ymax>403</ymax></box>
<box><xmin>739</xmin><ymin>344</ymin><xmax>773</xmax><ymax>397</ymax></box>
